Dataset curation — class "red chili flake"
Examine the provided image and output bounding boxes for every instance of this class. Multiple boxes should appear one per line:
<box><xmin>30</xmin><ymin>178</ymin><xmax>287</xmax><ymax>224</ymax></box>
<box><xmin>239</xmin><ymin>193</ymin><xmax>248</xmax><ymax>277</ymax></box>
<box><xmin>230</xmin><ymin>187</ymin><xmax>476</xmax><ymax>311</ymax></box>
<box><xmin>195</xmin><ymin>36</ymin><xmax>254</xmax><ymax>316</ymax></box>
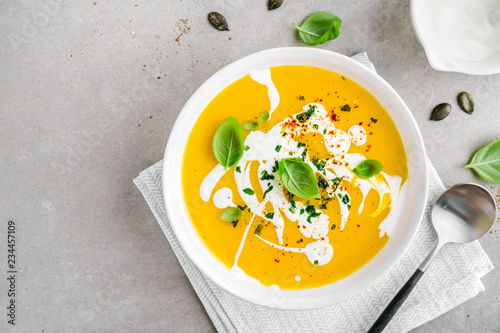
<box><xmin>359</xmin><ymin>122</ymin><xmax>363</xmax><ymax>125</ymax></box>
<box><xmin>354</xmin><ymin>105</ymin><xmax>359</xmax><ymax>108</ymax></box>
<box><xmin>319</xmin><ymin>99</ymin><xmax>323</xmax><ymax>102</ymax></box>
<box><xmin>274</xmin><ymin>258</ymin><xmax>280</xmax><ymax>263</ymax></box>
<box><xmin>70</xmin><ymin>55</ymin><xmax>72</xmax><ymax>57</ymax></box>
<box><xmin>365</xmin><ymin>144</ymin><xmax>372</xmax><ymax>153</ymax></box>
<box><xmin>302</xmin><ymin>225</ymin><xmax>306</xmax><ymax>229</ymax></box>
<box><xmin>345</xmin><ymin>162</ymin><xmax>349</xmax><ymax>167</ymax></box>
<box><xmin>327</xmin><ymin>92</ymin><xmax>330</xmax><ymax>96</ymax></box>
<box><xmin>229</xmin><ymin>37</ymin><xmax>232</xmax><ymax>40</ymax></box>
<box><xmin>175</xmin><ymin>36</ymin><xmax>179</xmax><ymax>41</ymax></box>
<box><xmin>369</xmin><ymin>132</ymin><xmax>373</xmax><ymax>135</ymax></box>
<box><xmin>357</xmin><ymin>224</ymin><xmax>361</xmax><ymax>227</ymax></box>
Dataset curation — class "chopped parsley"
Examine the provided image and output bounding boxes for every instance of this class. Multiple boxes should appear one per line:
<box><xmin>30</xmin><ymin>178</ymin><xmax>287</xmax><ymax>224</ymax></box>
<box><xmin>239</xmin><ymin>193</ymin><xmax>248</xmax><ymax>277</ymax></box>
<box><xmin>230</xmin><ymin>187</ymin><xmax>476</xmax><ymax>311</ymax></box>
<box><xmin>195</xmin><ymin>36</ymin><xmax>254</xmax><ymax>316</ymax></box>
<box><xmin>301</xmin><ymin>149</ymin><xmax>308</xmax><ymax>158</ymax></box>
<box><xmin>341</xmin><ymin>104</ymin><xmax>351</xmax><ymax>112</ymax></box>
<box><xmin>300</xmin><ymin>208</ymin><xmax>305</xmax><ymax>215</ymax></box>
<box><xmin>296</xmin><ymin>239</ymin><xmax>303</xmax><ymax>243</ymax></box>
<box><xmin>231</xmin><ymin>220</ymin><xmax>239</xmax><ymax>228</ymax></box>
<box><xmin>313</xmin><ymin>124</ymin><xmax>319</xmax><ymax>130</ymax></box>
<box><xmin>254</xmin><ymin>224</ymin><xmax>263</xmax><ymax>236</ymax></box>
<box><xmin>235</xmin><ymin>166</ymin><xmax>241</xmax><ymax>173</ymax></box>
<box><xmin>261</xmin><ymin>170</ymin><xmax>275</xmax><ymax>180</ymax></box>
<box><xmin>331</xmin><ymin>224</ymin><xmax>336</xmax><ymax>230</ymax></box>
<box><xmin>244</xmin><ymin>145</ymin><xmax>250</xmax><ymax>151</ymax></box>
<box><xmin>317</xmin><ymin>176</ymin><xmax>329</xmax><ymax>190</ymax></box>
<box><xmin>296</xmin><ymin>105</ymin><xmax>316</xmax><ymax>123</ymax></box>
<box><xmin>314</xmin><ymin>260</ymin><xmax>318</xmax><ymax>265</ymax></box>
<box><xmin>319</xmin><ymin>203</ymin><xmax>327</xmax><ymax>209</ymax></box>
<box><xmin>323</xmin><ymin>129</ymin><xmax>327</xmax><ymax>135</ymax></box>
<box><xmin>265</xmin><ymin>212</ymin><xmax>274</xmax><ymax>219</ymax></box>
<box><xmin>282</xmin><ymin>132</ymin><xmax>287</xmax><ymax>137</ymax></box>
<box><xmin>243</xmin><ymin>188</ymin><xmax>254</xmax><ymax>195</ymax></box>
<box><xmin>311</xmin><ymin>156</ymin><xmax>326</xmax><ymax>172</ymax></box>
<box><xmin>297</xmin><ymin>142</ymin><xmax>306</xmax><ymax>148</ymax></box>
<box><xmin>342</xmin><ymin>194</ymin><xmax>350</xmax><ymax>205</ymax></box>
<box><xmin>271</xmin><ymin>160</ymin><xmax>279</xmax><ymax>173</ymax></box>
<box><xmin>263</xmin><ymin>186</ymin><xmax>273</xmax><ymax>199</ymax></box>
<box><xmin>371</xmin><ymin>117</ymin><xmax>378</xmax><ymax>123</ymax></box>
<box><xmin>275</xmin><ymin>145</ymin><xmax>282</xmax><ymax>152</ymax></box>
<box><xmin>298</xmin><ymin>95</ymin><xmax>305</xmax><ymax>100</ymax></box>
<box><xmin>347</xmin><ymin>204</ymin><xmax>351</xmax><ymax>211</ymax></box>
<box><xmin>307</xmin><ymin>212</ymin><xmax>321</xmax><ymax>223</ymax></box>
<box><xmin>289</xmin><ymin>199</ymin><xmax>296</xmax><ymax>213</ymax></box>
<box><xmin>332</xmin><ymin>177</ymin><xmax>344</xmax><ymax>192</ymax></box>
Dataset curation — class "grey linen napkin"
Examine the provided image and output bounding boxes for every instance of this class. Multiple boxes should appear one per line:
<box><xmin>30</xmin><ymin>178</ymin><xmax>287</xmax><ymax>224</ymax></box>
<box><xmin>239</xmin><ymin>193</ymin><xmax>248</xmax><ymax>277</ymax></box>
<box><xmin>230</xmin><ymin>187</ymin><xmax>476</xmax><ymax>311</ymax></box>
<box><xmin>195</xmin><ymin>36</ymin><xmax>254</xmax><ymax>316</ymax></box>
<box><xmin>134</xmin><ymin>52</ymin><xmax>493</xmax><ymax>333</ymax></box>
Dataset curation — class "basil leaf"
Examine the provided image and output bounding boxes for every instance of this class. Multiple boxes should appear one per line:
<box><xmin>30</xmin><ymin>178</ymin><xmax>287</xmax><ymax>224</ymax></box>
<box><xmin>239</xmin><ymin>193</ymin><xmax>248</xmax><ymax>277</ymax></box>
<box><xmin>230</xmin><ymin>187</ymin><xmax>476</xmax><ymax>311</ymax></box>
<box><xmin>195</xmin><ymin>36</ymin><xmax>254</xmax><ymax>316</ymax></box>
<box><xmin>212</xmin><ymin>117</ymin><xmax>244</xmax><ymax>169</ymax></box>
<box><xmin>220</xmin><ymin>207</ymin><xmax>244</xmax><ymax>222</ymax></box>
<box><xmin>243</xmin><ymin>121</ymin><xmax>259</xmax><ymax>131</ymax></box>
<box><xmin>278</xmin><ymin>158</ymin><xmax>321</xmax><ymax>199</ymax></box>
<box><xmin>292</xmin><ymin>11</ymin><xmax>342</xmax><ymax>46</ymax></box>
<box><xmin>464</xmin><ymin>138</ymin><xmax>500</xmax><ymax>183</ymax></box>
<box><xmin>259</xmin><ymin>110</ymin><xmax>270</xmax><ymax>125</ymax></box>
<box><xmin>353</xmin><ymin>159</ymin><xmax>383</xmax><ymax>179</ymax></box>
<box><xmin>243</xmin><ymin>188</ymin><xmax>255</xmax><ymax>195</ymax></box>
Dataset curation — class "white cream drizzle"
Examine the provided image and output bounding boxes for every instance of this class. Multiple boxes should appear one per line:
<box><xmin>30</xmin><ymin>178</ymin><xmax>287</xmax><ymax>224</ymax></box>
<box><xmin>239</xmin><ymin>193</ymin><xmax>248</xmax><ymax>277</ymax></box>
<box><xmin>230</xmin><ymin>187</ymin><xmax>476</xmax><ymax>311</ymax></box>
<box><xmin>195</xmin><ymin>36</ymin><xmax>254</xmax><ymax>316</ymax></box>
<box><xmin>249</xmin><ymin>68</ymin><xmax>280</xmax><ymax>115</ymax></box>
<box><xmin>199</xmin><ymin>70</ymin><xmax>408</xmax><ymax>275</ymax></box>
<box><xmin>213</xmin><ymin>188</ymin><xmax>235</xmax><ymax>209</ymax></box>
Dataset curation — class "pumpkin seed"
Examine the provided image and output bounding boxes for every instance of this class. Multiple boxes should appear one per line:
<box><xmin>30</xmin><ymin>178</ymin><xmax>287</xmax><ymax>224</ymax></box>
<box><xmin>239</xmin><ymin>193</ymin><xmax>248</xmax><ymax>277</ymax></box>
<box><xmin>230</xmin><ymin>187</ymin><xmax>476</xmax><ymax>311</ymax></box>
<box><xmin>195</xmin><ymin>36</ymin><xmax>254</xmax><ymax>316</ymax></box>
<box><xmin>457</xmin><ymin>91</ymin><xmax>474</xmax><ymax>114</ymax></box>
<box><xmin>268</xmin><ymin>0</ymin><xmax>283</xmax><ymax>10</ymax></box>
<box><xmin>430</xmin><ymin>103</ymin><xmax>451</xmax><ymax>121</ymax></box>
<box><xmin>208</xmin><ymin>12</ymin><xmax>229</xmax><ymax>31</ymax></box>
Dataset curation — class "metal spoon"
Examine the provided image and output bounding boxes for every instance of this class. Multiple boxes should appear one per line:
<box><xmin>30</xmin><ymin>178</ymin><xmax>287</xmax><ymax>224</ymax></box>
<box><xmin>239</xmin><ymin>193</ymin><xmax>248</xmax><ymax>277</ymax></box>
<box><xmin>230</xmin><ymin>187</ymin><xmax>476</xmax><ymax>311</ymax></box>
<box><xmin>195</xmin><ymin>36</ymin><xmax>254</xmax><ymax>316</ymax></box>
<box><xmin>368</xmin><ymin>183</ymin><xmax>497</xmax><ymax>333</ymax></box>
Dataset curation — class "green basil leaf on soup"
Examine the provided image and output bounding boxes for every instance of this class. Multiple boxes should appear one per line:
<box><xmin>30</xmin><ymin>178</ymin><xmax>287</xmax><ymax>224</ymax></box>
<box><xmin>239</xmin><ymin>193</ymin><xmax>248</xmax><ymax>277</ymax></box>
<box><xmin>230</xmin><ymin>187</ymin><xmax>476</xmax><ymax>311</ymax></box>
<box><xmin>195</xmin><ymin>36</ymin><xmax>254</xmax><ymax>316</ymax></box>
<box><xmin>212</xmin><ymin>116</ymin><xmax>244</xmax><ymax>169</ymax></box>
<box><xmin>258</xmin><ymin>111</ymin><xmax>270</xmax><ymax>125</ymax></box>
<box><xmin>243</xmin><ymin>121</ymin><xmax>259</xmax><ymax>131</ymax></box>
<box><xmin>353</xmin><ymin>159</ymin><xmax>383</xmax><ymax>179</ymax></box>
<box><xmin>220</xmin><ymin>206</ymin><xmax>244</xmax><ymax>222</ymax></box>
<box><xmin>278</xmin><ymin>158</ymin><xmax>321</xmax><ymax>199</ymax></box>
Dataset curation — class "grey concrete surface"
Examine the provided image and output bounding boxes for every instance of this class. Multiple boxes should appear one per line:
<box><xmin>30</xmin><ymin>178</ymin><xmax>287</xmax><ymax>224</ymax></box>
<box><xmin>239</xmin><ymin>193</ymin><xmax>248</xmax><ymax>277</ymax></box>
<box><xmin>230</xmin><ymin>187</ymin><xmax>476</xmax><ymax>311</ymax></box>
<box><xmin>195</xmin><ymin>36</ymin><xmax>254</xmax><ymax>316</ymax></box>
<box><xmin>0</xmin><ymin>0</ymin><xmax>499</xmax><ymax>332</ymax></box>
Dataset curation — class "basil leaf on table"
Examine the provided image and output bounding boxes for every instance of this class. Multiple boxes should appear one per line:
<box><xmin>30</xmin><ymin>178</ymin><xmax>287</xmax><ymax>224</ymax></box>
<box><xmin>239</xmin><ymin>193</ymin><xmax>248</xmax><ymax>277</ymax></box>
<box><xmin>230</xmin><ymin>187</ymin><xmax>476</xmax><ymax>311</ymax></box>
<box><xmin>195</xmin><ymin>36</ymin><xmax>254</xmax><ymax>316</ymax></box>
<box><xmin>292</xmin><ymin>11</ymin><xmax>342</xmax><ymax>46</ymax></box>
<box><xmin>465</xmin><ymin>138</ymin><xmax>500</xmax><ymax>183</ymax></box>
<box><xmin>220</xmin><ymin>207</ymin><xmax>244</xmax><ymax>222</ymax></box>
<box><xmin>353</xmin><ymin>159</ymin><xmax>383</xmax><ymax>179</ymax></box>
<box><xmin>212</xmin><ymin>116</ymin><xmax>244</xmax><ymax>169</ymax></box>
<box><xmin>278</xmin><ymin>158</ymin><xmax>321</xmax><ymax>199</ymax></box>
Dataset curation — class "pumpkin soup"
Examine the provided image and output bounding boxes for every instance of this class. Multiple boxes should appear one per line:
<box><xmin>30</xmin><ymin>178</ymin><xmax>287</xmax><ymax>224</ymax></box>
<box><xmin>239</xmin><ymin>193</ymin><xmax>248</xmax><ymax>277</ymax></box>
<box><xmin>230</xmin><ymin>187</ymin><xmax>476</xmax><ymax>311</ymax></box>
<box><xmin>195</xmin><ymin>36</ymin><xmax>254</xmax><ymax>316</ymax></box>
<box><xmin>182</xmin><ymin>66</ymin><xmax>408</xmax><ymax>290</ymax></box>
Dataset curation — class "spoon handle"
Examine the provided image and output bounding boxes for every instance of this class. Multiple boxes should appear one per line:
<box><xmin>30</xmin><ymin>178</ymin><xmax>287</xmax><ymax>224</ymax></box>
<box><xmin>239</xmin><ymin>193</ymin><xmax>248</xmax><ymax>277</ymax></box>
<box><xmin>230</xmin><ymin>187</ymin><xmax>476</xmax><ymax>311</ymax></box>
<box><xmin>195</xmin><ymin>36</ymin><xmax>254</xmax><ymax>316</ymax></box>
<box><xmin>367</xmin><ymin>268</ymin><xmax>424</xmax><ymax>333</ymax></box>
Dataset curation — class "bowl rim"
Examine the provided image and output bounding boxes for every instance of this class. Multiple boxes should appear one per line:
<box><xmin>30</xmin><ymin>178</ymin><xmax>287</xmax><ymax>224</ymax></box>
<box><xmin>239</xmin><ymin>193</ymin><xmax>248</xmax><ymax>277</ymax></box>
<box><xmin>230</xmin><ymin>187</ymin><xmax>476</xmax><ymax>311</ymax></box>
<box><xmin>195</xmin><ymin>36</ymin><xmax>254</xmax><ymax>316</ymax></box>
<box><xmin>409</xmin><ymin>0</ymin><xmax>500</xmax><ymax>75</ymax></box>
<box><xmin>162</xmin><ymin>47</ymin><xmax>428</xmax><ymax>310</ymax></box>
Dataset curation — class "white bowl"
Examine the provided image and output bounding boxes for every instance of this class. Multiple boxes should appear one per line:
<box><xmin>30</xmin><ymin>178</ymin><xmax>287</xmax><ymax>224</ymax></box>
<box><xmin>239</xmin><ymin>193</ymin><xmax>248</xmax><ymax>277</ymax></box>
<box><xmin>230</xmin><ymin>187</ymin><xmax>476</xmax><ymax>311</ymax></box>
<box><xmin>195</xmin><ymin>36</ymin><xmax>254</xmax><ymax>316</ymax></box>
<box><xmin>410</xmin><ymin>0</ymin><xmax>500</xmax><ymax>75</ymax></box>
<box><xmin>162</xmin><ymin>47</ymin><xmax>428</xmax><ymax>310</ymax></box>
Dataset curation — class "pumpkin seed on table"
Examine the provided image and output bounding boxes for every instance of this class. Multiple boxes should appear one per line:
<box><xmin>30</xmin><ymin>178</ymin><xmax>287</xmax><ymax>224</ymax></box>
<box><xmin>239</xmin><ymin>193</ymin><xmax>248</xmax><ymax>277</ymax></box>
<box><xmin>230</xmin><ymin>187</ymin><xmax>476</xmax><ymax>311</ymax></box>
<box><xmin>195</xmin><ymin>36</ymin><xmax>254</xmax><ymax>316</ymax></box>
<box><xmin>457</xmin><ymin>91</ymin><xmax>474</xmax><ymax>114</ymax></box>
<box><xmin>430</xmin><ymin>103</ymin><xmax>451</xmax><ymax>121</ymax></box>
<box><xmin>268</xmin><ymin>0</ymin><xmax>283</xmax><ymax>10</ymax></box>
<box><xmin>208</xmin><ymin>12</ymin><xmax>229</xmax><ymax>31</ymax></box>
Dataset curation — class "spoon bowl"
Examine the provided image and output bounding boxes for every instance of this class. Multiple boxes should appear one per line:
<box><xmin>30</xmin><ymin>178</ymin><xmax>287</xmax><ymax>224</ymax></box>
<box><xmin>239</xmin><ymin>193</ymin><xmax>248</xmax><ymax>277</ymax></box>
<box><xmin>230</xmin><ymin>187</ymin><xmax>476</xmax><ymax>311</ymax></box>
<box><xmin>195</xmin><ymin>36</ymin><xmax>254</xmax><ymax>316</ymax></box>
<box><xmin>432</xmin><ymin>183</ymin><xmax>497</xmax><ymax>244</ymax></box>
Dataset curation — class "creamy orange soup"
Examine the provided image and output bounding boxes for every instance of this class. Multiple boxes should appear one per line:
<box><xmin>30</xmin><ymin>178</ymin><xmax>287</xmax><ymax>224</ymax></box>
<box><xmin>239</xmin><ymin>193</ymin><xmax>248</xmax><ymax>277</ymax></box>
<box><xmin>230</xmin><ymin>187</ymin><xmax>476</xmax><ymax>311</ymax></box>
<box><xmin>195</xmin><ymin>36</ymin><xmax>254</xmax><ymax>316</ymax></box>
<box><xmin>182</xmin><ymin>66</ymin><xmax>408</xmax><ymax>289</ymax></box>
